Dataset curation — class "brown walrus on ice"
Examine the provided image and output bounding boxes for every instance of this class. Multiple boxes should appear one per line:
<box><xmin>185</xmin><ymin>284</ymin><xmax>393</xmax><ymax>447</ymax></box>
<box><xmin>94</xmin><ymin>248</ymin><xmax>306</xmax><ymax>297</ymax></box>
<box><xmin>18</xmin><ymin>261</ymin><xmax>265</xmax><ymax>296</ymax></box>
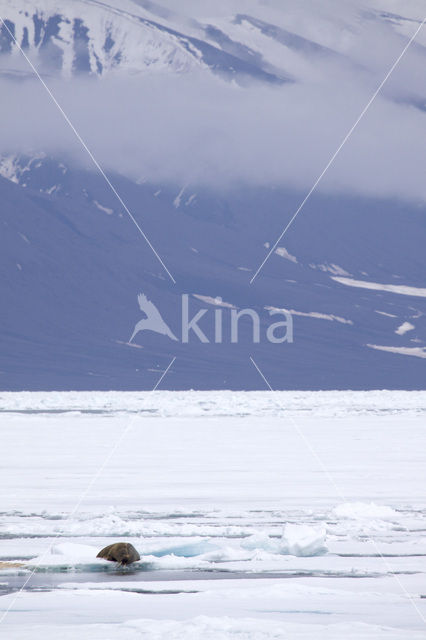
<box><xmin>97</xmin><ymin>542</ymin><xmax>140</xmax><ymax>566</ymax></box>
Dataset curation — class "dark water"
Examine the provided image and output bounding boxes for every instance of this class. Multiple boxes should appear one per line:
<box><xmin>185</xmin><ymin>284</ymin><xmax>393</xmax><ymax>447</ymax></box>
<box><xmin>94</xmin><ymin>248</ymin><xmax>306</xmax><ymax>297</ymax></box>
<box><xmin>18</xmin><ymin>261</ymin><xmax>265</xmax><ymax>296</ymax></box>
<box><xmin>0</xmin><ymin>566</ymin><xmax>391</xmax><ymax>598</ymax></box>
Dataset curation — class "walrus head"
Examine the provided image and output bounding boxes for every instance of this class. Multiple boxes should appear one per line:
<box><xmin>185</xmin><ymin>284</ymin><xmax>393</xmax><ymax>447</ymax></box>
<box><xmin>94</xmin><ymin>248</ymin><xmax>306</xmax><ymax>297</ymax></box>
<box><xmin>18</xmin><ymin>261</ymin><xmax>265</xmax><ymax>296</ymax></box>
<box><xmin>118</xmin><ymin>553</ymin><xmax>130</xmax><ymax>566</ymax></box>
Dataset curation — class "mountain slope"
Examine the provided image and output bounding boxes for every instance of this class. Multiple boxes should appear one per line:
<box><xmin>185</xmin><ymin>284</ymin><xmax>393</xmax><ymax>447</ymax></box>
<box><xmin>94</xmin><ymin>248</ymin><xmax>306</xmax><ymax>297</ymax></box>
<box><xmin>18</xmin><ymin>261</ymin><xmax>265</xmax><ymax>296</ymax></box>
<box><xmin>1</xmin><ymin>156</ymin><xmax>426</xmax><ymax>390</ymax></box>
<box><xmin>0</xmin><ymin>0</ymin><xmax>425</xmax><ymax>390</ymax></box>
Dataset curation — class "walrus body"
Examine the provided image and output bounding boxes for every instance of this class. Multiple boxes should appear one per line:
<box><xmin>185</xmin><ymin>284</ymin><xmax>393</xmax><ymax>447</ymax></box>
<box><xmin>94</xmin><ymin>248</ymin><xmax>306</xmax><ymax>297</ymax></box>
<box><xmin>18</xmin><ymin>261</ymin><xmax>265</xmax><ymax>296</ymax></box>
<box><xmin>97</xmin><ymin>542</ymin><xmax>140</xmax><ymax>566</ymax></box>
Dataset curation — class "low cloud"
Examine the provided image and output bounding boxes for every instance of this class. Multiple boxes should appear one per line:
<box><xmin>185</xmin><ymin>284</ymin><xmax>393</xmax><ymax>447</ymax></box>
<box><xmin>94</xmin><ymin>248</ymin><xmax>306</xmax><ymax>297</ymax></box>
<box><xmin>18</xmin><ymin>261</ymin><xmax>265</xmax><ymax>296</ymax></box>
<box><xmin>0</xmin><ymin>35</ymin><xmax>425</xmax><ymax>202</ymax></box>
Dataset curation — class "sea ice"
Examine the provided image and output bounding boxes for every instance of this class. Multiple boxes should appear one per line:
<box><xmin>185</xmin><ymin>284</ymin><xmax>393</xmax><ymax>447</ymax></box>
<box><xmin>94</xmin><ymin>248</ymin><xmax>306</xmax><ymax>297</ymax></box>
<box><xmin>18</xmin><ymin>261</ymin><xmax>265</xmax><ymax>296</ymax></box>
<box><xmin>242</xmin><ymin>524</ymin><xmax>327</xmax><ymax>557</ymax></box>
<box><xmin>0</xmin><ymin>391</ymin><xmax>425</xmax><ymax>637</ymax></box>
<box><xmin>333</xmin><ymin>503</ymin><xmax>398</xmax><ymax>520</ymax></box>
<box><xmin>280</xmin><ymin>523</ymin><xmax>327</xmax><ymax>557</ymax></box>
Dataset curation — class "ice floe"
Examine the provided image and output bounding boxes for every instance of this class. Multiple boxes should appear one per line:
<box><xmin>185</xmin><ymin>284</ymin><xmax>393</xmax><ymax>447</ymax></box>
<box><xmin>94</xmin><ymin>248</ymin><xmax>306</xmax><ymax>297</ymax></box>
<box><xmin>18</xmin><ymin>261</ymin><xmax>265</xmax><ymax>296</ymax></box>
<box><xmin>242</xmin><ymin>524</ymin><xmax>327</xmax><ymax>557</ymax></box>
<box><xmin>2</xmin><ymin>390</ymin><xmax>425</xmax><ymax>417</ymax></box>
<box><xmin>333</xmin><ymin>503</ymin><xmax>397</xmax><ymax>520</ymax></box>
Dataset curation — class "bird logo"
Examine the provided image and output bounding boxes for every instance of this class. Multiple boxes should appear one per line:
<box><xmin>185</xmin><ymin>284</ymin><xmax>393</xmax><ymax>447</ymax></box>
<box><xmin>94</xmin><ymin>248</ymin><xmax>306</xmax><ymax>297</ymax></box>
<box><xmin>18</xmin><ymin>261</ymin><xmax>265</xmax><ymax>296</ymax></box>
<box><xmin>129</xmin><ymin>293</ymin><xmax>178</xmax><ymax>344</ymax></box>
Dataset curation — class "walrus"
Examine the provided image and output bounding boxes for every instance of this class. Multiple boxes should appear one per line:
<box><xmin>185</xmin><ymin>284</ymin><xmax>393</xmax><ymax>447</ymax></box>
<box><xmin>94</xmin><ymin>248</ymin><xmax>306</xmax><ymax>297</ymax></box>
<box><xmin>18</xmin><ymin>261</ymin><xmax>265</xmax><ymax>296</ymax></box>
<box><xmin>97</xmin><ymin>542</ymin><xmax>140</xmax><ymax>566</ymax></box>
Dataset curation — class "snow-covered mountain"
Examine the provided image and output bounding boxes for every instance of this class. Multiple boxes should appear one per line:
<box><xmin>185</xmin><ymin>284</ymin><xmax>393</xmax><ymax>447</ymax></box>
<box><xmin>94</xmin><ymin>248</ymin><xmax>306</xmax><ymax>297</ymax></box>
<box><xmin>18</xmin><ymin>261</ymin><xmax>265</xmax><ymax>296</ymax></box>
<box><xmin>0</xmin><ymin>0</ymin><xmax>289</xmax><ymax>81</ymax></box>
<box><xmin>0</xmin><ymin>1</ymin><xmax>425</xmax><ymax>390</ymax></box>
<box><xmin>2</xmin><ymin>0</ymin><xmax>423</xmax><ymax>82</ymax></box>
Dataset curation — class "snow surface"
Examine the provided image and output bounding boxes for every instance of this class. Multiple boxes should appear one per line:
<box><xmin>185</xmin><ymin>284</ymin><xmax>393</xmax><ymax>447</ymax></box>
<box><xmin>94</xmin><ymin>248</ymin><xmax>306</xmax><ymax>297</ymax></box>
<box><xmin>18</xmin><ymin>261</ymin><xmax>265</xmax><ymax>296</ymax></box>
<box><xmin>0</xmin><ymin>391</ymin><xmax>425</xmax><ymax>638</ymax></box>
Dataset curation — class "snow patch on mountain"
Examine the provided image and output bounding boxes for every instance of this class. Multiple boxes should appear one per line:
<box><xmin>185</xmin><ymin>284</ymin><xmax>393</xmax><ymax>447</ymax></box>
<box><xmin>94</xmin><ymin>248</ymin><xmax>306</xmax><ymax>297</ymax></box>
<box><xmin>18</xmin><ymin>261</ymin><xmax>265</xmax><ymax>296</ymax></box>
<box><xmin>367</xmin><ymin>344</ymin><xmax>426</xmax><ymax>359</ymax></box>
<box><xmin>0</xmin><ymin>152</ymin><xmax>45</xmax><ymax>184</ymax></box>
<box><xmin>93</xmin><ymin>200</ymin><xmax>113</xmax><ymax>214</ymax></box>
<box><xmin>395</xmin><ymin>321</ymin><xmax>414</xmax><ymax>336</ymax></box>
<box><xmin>266</xmin><ymin>306</ymin><xmax>353</xmax><ymax>325</ymax></box>
<box><xmin>311</xmin><ymin>263</ymin><xmax>351</xmax><ymax>276</ymax></box>
<box><xmin>193</xmin><ymin>295</ymin><xmax>236</xmax><ymax>309</ymax></box>
<box><xmin>332</xmin><ymin>277</ymin><xmax>426</xmax><ymax>298</ymax></box>
<box><xmin>173</xmin><ymin>186</ymin><xmax>186</xmax><ymax>208</ymax></box>
<box><xmin>275</xmin><ymin>247</ymin><xmax>297</xmax><ymax>263</ymax></box>
<box><xmin>375</xmin><ymin>310</ymin><xmax>398</xmax><ymax>318</ymax></box>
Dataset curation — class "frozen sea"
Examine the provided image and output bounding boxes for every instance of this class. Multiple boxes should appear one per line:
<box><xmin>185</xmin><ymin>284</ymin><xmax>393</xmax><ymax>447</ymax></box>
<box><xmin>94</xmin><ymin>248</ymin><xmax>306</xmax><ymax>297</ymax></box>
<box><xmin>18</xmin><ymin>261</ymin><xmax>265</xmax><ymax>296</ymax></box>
<box><xmin>0</xmin><ymin>390</ymin><xmax>425</xmax><ymax>639</ymax></box>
